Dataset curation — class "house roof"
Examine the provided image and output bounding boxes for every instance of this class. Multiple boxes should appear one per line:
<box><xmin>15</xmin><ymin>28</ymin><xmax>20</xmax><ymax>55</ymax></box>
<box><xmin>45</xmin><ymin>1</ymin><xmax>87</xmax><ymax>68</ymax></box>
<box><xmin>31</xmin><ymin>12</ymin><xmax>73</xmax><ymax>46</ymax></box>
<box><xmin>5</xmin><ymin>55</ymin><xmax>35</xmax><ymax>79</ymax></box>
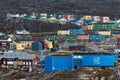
<box><xmin>0</xmin><ymin>38</ymin><xmax>12</xmax><ymax>42</ymax></box>
<box><xmin>72</xmin><ymin>52</ymin><xmax>113</xmax><ymax>55</ymax></box>
<box><xmin>0</xmin><ymin>51</ymin><xmax>38</xmax><ymax>60</ymax></box>
<box><xmin>0</xmin><ymin>32</ymin><xmax>6</xmax><ymax>36</ymax></box>
<box><xmin>16</xmin><ymin>30</ymin><xmax>30</xmax><ymax>35</ymax></box>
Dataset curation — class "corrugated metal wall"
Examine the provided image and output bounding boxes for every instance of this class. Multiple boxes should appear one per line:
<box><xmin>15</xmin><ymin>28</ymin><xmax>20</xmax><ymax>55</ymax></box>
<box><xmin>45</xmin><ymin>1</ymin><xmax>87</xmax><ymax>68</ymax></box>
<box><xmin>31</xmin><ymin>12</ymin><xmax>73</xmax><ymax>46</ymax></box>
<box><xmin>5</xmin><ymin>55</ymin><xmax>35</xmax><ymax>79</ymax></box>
<box><xmin>45</xmin><ymin>55</ymin><xmax>73</xmax><ymax>72</ymax></box>
<box><xmin>82</xmin><ymin>55</ymin><xmax>115</xmax><ymax>66</ymax></box>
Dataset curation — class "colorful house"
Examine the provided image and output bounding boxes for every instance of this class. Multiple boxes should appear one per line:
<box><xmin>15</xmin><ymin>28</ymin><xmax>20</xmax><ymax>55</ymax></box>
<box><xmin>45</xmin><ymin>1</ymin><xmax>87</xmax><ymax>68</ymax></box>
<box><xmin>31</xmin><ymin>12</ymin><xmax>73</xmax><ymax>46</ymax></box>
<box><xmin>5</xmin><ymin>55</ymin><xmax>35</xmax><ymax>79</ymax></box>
<box><xmin>0</xmin><ymin>51</ymin><xmax>39</xmax><ymax>71</ymax></box>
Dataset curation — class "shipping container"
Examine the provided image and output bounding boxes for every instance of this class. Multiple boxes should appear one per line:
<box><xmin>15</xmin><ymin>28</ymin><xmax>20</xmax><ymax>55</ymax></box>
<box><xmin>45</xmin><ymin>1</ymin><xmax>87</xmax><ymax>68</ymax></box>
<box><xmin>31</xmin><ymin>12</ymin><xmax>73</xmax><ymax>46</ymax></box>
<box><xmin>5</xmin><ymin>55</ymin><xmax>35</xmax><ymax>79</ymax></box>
<box><xmin>82</xmin><ymin>55</ymin><xmax>115</xmax><ymax>66</ymax></box>
<box><xmin>69</xmin><ymin>29</ymin><xmax>82</xmax><ymax>35</ymax></box>
<box><xmin>45</xmin><ymin>55</ymin><xmax>73</xmax><ymax>72</ymax></box>
<box><xmin>57</xmin><ymin>30</ymin><xmax>70</xmax><ymax>35</ymax></box>
<box><xmin>77</xmin><ymin>35</ymin><xmax>89</xmax><ymax>40</ymax></box>
<box><xmin>89</xmin><ymin>34</ymin><xmax>103</xmax><ymax>40</ymax></box>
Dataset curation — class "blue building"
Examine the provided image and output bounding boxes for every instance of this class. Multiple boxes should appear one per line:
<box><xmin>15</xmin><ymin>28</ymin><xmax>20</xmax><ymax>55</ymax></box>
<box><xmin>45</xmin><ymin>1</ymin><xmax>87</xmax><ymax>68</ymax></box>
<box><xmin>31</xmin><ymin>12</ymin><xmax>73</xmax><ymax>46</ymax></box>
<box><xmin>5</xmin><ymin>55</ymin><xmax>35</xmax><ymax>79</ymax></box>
<box><xmin>70</xmin><ymin>29</ymin><xmax>83</xmax><ymax>35</ymax></box>
<box><xmin>44</xmin><ymin>53</ymin><xmax>118</xmax><ymax>72</ymax></box>
<box><xmin>31</xmin><ymin>41</ymin><xmax>39</xmax><ymax>51</ymax></box>
<box><xmin>83</xmin><ymin>20</ymin><xmax>95</xmax><ymax>25</ymax></box>
<box><xmin>72</xmin><ymin>52</ymin><xmax>117</xmax><ymax>68</ymax></box>
<box><xmin>89</xmin><ymin>34</ymin><xmax>103</xmax><ymax>41</ymax></box>
<box><xmin>82</xmin><ymin>55</ymin><xmax>115</xmax><ymax>66</ymax></box>
<box><xmin>31</xmin><ymin>41</ymin><xmax>44</xmax><ymax>51</ymax></box>
<box><xmin>45</xmin><ymin>55</ymin><xmax>73</xmax><ymax>72</ymax></box>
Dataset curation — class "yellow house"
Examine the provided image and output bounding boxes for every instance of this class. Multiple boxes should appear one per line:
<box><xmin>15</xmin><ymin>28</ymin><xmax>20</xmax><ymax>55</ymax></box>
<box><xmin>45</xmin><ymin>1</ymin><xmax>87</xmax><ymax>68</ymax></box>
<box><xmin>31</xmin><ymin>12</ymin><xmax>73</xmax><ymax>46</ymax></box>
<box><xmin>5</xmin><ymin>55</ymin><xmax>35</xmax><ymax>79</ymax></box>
<box><xmin>13</xmin><ymin>41</ymin><xmax>32</xmax><ymax>51</ymax></box>
<box><xmin>47</xmin><ymin>17</ymin><xmax>57</xmax><ymax>22</ymax></box>
<box><xmin>21</xmin><ymin>41</ymin><xmax>31</xmax><ymax>48</ymax></box>
<box><xmin>98</xmin><ymin>31</ymin><xmax>111</xmax><ymax>36</ymax></box>
<box><xmin>83</xmin><ymin>15</ymin><xmax>92</xmax><ymax>21</ymax></box>
<box><xmin>15</xmin><ymin>43</ymin><xmax>25</xmax><ymax>51</ymax></box>
<box><xmin>44</xmin><ymin>40</ymin><xmax>53</xmax><ymax>49</ymax></box>
<box><xmin>87</xmin><ymin>25</ymin><xmax>93</xmax><ymax>30</ymax></box>
<box><xmin>58</xmin><ymin>18</ymin><xmax>68</xmax><ymax>24</ymax></box>
<box><xmin>13</xmin><ymin>41</ymin><xmax>17</xmax><ymax>46</ymax></box>
<box><xmin>57</xmin><ymin>30</ymin><xmax>70</xmax><ymax>35</ymax></box>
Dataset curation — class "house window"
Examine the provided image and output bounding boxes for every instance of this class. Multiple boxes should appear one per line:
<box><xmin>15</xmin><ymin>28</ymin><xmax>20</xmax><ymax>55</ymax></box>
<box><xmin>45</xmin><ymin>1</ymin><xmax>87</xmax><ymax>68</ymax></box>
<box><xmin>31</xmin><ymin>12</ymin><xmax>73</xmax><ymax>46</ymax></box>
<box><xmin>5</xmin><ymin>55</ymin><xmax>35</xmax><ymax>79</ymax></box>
<box><xmin>26</xmin><ymin>62</ymin><xmax>28</xmax><ymax>65</ymax></box>
<box><xmin>3</xmin><ymin>61</ymin><xmax>6</xmax><ymax>64</ymax></box>
<box><xmin>23</xmin><ymin>62</ymin><xmax>25</xmax><ymax>65</ymax></box>
<box><xmin>35</xmin><ymin>61</ymin><xmax>37</xmax><ymax>65</ymax></box>
<box><xmin>29</xmin><ymin>62</ymin><xmax>31</xmax><ymax>65</ymax></box>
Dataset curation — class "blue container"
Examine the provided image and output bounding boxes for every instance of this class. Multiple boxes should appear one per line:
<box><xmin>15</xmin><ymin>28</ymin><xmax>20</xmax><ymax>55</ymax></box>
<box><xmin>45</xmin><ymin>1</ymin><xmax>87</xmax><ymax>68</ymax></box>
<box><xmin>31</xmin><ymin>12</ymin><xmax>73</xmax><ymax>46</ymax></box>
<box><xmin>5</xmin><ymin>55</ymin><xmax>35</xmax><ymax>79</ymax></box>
<box><xmin>32</xmin><ymin>41</ymin><xmax>39</xmax><ymax>51</ymax></box>
<box><xmin>45</xmin><ymin>55</ymin><xmax>73</xmax><ymax>72</ymax></box>
<box><xmin>82</xmin><ymin>55</ymin><xmax>115</xmax><ymax>66</ymax></box>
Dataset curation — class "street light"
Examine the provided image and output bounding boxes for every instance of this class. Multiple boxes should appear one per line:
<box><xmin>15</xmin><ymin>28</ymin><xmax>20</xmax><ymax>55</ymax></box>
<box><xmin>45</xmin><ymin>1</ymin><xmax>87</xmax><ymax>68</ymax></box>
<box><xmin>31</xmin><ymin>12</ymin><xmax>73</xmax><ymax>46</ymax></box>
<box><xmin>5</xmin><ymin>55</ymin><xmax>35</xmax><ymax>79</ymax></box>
<box><xmin>38</xmin><ymin>21</ymin><xmax>45</xmax><ymax>36</ymax></box>
<box><xmin>39</xmin><ymin>43</ymin><xmax>43</xmax><ymax>70</ymax></box>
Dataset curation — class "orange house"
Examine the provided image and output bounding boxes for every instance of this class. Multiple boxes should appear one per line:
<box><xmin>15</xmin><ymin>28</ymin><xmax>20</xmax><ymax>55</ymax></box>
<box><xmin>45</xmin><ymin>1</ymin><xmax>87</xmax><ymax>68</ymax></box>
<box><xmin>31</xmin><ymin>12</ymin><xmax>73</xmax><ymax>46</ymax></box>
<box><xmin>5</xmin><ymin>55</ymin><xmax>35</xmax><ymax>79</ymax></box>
<box><xmin>77</xmin><ymin>35</ymin><xmax>89</xmax><ymax>40</ymax></box>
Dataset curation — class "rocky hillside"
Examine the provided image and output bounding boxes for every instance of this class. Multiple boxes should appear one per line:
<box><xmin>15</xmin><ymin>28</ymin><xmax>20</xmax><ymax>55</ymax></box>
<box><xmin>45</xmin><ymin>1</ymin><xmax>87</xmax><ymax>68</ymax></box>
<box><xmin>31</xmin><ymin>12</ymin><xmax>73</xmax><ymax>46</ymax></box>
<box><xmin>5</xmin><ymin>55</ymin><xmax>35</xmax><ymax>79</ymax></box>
<box><xmin>1</xmin><ymin>0</ymin><xmax>120</xmax><ymax>33</ymax></box>
<box><xmin>0</xmin><ymin>0</ymin><xmax>120</xmax><ymax>19</ymax></box>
